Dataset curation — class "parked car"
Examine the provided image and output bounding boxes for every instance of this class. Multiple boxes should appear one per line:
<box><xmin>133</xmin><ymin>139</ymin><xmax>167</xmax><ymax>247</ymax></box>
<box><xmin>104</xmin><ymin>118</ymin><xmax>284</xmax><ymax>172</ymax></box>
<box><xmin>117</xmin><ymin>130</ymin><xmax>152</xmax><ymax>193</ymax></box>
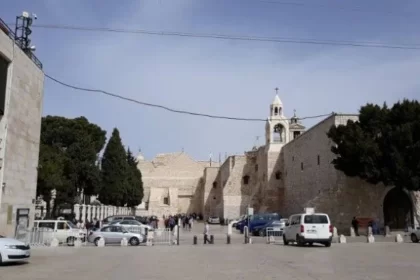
<box><xmin>207</xmin><ymin>217</ymin><xmax>220</xmax><ymax>224</ymax></box>
<box><xmin>252</xmin><ymin>219</ymin><xmax>286</xmax><ymax>236</ymax></box>
<box><xmin>410</xmin><ymin>228</ymin><xmax>420</xmax><ymax>243</ymax></box>
<box><xmin>33</xmin><ymin>219</ymin><xmax>86</xmax><ymax>246</ymax></box>
<box><xmin>101</xmin><ymin>215</ymin><xmax>137</xmax><ymax>227</ymax></box>
<box><xmin>88</xmin><ymin>225</ymin><xmax>145</xmax><ymax>246</ymax></box>
<box><xmin>0</xmin><ymin>235</ymin><xmax>30</xmax><ymax>264</ymax></box>
<box><xmin>110</xmin><ymin>220</ymin><xmax>153</xmax><ymax>235</ymax></box>
<box><xmin>283</xmin><ymin>213</ymin><xmax>332</xmax><ymax>247</ymax></box>
<box><xmin>237</xmin><ymin>213</ymin><xmax>281</xmax><ymax>234</ymax></box>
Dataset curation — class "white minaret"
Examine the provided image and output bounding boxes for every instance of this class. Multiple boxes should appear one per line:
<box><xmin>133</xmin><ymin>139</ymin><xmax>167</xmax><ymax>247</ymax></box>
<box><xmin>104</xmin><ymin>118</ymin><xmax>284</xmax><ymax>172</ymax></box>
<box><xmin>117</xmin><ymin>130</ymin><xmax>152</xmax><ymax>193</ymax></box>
<box><xmin>265</xmin><ymin>88</ymin><xmax>290</xmax><ymax>152</ymax></box>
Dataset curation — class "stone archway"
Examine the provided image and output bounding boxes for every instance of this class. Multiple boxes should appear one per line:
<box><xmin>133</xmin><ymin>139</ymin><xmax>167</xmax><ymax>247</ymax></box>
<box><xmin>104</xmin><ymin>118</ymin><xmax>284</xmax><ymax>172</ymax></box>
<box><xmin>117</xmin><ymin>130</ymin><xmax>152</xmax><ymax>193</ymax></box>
<box><xmin>383</xmin><ymin>187</ymin><xmax>413</xmax><ymax>230</ymax></box>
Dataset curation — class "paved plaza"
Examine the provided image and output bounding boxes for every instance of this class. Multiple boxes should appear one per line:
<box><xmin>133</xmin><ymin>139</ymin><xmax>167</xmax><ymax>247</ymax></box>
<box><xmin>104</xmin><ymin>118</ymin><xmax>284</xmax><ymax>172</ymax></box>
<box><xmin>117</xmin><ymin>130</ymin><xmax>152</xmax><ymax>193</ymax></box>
<box><xmin>1</xmin><ymin>240</ymin><xmax>419</xmax><ymax>280</ymax></box>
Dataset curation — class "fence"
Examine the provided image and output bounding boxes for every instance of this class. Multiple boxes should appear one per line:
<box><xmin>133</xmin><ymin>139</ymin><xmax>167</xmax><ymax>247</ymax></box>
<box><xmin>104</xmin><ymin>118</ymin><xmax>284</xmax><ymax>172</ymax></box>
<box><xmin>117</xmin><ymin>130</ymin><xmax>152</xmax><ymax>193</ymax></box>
<box><xmin>265</xmin><ymin>227</ymin><xmax>283</xmax><ymax>244</ymax></box>
<box><xmin>15</xmin><ymin>227</ymin><xmax>87</xmax><ymax>247</ymax></box>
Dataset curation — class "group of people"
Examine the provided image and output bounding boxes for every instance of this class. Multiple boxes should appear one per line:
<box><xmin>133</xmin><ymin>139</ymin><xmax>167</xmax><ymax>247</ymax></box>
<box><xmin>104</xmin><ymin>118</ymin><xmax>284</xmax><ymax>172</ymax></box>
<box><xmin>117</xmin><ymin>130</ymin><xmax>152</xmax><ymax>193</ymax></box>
<box><xmin>163</xmin><ymin>213</ymin><xmax>202</xmax><ymax>231</ymax></box>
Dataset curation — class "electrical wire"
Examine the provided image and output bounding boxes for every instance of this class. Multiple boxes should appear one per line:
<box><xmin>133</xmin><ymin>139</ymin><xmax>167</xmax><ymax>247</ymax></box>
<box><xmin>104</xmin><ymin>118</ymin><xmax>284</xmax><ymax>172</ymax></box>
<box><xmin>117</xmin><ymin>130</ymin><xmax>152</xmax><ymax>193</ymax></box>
<box><xmin>45</xmin><ymin>73</ymin><xmax>334</xmax><ymax>122</ymax></box>
<box><xmin>26</xmin><ymin>24</ymin><xmax>420</xmax><ymax>50</ymax></box>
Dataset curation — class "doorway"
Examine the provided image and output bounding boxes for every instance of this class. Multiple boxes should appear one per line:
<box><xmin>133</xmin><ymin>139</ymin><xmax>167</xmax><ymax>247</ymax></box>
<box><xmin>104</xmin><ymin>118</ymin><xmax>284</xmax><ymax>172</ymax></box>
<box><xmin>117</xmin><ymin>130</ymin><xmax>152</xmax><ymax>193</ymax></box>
<box><xmin>383</xmin><ymin>188</ymin><xmax>413</xmax><ymax>230</ymax></box>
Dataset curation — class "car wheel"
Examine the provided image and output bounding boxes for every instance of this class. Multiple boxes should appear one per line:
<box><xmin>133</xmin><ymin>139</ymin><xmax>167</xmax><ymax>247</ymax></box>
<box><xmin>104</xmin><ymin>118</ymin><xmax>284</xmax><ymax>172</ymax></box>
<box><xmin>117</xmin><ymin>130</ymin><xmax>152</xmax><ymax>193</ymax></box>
<box><xmin>411</xmin><ymin>233</ymin><xmax>419</xmax><ymax>243</ymax></box>
<box><xmin>129</xmin><ymin>237</ymin><xmax>140</xmax><ymax>246</ymax></box>
<box><xmin>67</xmin><ymin>236</ymin><xmax>75</xmax><ymax>246</ymax></box>
<box><xmin>0</xmin><ymin>252</ymin><xmax>2</xmax><ymax>265</ymax></box>
<box><xmin>259</xmin><ymin>230</ymin><xmax>265</xmax><ymax>237</ymax></box>
<box><xmin>325</xmin><ymin>242</ymin><xmax>331</xmax><ymax>247</ymax></box>
<box><xmin>283</xmin><ymin>235</ymin><xmax>289</xmax><ymax>245</ymax></box>
<box><xmin>94</xmin><ymin>237</ymin><xmax>101</xmax><ymax>246</ymax></box>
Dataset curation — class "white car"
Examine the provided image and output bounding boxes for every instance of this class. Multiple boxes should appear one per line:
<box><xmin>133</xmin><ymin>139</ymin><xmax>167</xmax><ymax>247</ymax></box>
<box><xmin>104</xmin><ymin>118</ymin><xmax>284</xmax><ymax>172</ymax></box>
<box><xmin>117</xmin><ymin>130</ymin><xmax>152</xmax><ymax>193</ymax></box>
<box><xmin>207</xmin><ymin>217</ymin><xmax>220</xmax><ymax>224</ymax></box>
<box><xmin>283</xmin><ymin>213</ymin><xmax>333</xmax><ymax>247</ymax></box>
<box><xmin>33</xmin><ymin>219</ymin><xmax>86</xmax><ymax>246</ymax></box>
<box><xmin>110</xmin><ymin>220</ymin><xmax>153</xmax><ymax>235</ymax></box>
<box><xmin>0</xmin><ymin>236</ymin><xmax>31</xmax><ymax>264</ymax></box>
<box><xmin>410</xmin><ymin>228</ymin><xmax>420</xmax><ymax>243</ymax></box>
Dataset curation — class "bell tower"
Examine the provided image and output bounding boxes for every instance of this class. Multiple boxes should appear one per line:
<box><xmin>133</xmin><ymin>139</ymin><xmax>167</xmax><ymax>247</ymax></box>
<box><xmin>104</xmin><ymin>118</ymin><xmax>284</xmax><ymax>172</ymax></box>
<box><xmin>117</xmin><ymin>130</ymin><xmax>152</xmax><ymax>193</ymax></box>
<box><xmin>265</xmin><ymin>88</ymin><xmax>290</xmax><ymax>152</ymax></box>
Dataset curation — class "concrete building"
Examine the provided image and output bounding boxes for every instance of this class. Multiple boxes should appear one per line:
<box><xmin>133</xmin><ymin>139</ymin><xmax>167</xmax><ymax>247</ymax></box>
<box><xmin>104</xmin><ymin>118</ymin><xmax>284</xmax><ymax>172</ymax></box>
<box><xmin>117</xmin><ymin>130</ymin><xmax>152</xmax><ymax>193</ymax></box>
<box><xmin>0</xmin><ymin>20</ymin><xmax>44</xmax><ymax>236</ymax></box>
<box><xmin>138</xmin><ymin>94</ymin><xmax>420</xmax><ymax>233</ymax></box>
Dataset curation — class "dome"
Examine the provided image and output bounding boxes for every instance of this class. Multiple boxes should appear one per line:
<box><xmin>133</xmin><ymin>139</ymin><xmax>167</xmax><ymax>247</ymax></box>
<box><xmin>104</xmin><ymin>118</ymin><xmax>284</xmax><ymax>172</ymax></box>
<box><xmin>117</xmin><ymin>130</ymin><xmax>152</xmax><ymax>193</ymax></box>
<box><xmin>272</xmin><ymin>94</ymin><xmax>282</xmax><ymax>105</ymax></box>
<box><xmin>136</xmin><ymin>153</ymin><xmax>145</xmax><ymax>162</ymax></box>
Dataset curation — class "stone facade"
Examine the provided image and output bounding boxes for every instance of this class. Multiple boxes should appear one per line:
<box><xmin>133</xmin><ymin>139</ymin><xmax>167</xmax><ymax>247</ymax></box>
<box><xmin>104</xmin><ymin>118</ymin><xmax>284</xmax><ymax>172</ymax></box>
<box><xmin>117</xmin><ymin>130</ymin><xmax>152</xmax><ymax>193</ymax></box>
<box><xmin>0</xmin><ymin>27</ymin><xmax>44</xmax><ymax>236</ymax></box>
<box><xmin>138</xmin><ymin>93</ymin><xmax>420</xmax><ymax>233</ymax></box>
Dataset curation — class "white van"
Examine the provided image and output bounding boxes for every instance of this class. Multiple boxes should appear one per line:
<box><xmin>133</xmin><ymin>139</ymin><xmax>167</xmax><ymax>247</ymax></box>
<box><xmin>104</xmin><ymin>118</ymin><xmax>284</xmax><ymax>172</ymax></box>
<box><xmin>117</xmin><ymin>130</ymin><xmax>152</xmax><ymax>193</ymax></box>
<box><xmin>33</xmin><ymin>220</ymin><xmax>86</xmax><ymax>246</ymax></box>
<box><xmin>283</xmin><ymin>213</ymin><xmax>332</xmax><ymax>247</ymax></box>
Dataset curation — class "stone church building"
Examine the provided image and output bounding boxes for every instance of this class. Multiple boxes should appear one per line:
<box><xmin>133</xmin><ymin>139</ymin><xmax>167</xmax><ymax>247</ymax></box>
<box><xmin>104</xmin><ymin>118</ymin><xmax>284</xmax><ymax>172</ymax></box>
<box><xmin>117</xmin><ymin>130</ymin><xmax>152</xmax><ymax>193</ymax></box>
<box><xmin>137</xmin><ymin>95</ymin><xmax>419</xmax><ymax>232</ymax></box>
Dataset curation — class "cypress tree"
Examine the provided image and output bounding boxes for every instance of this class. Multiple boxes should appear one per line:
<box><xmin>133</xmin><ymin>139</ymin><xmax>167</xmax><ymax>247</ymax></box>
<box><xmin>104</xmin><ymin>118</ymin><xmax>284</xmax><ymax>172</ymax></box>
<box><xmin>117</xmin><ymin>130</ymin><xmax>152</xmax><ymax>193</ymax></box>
<box><xmin>99</xmin><ymin>128</ymin><xmax>127</xmax><ymax>206</ymax></box>
<box><xmin>125</xmin><ymin>148</ymin><xmax>144</xmax><ymax>207</ymax></box>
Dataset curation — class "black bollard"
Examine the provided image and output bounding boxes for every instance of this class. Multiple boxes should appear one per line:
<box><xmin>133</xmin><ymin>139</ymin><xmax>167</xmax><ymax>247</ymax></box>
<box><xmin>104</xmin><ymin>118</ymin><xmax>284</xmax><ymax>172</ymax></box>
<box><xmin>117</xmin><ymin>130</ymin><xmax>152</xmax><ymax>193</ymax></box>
<box><xmin>193</xmin><ymin>235</ymin><xmax>197</xmax><ymax>245</ymax></box>
<box><xmin>227</xmin><ymin>234</ymin><xmax>231</xmax><ymax>244</ymax></box>
<box><xmin>204</xmin><ymin>234</ymin><xmax>207</xmax><ymax>244</ymax></box>
<box><xmin>210</xmin><ymin>235</ymin><xmax>214</xmax><ymax>244</ymax></box>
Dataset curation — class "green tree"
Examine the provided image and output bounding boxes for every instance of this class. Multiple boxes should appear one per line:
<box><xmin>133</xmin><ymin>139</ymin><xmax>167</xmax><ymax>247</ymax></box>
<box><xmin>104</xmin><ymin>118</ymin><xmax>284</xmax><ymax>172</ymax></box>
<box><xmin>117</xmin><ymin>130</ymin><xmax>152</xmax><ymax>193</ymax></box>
<box><xmin>99</xmin><ymin>128</ymin><xmax>127</xmax><ymax>206</ymax></box>
<box><xmin>327</xmin><ymin>99</ymin><xmax>420</xmax><ymax>191</ymax></box>
<box><xmin>37</xmin><ymin>116</ymin><xmax>106</xmax><ymax>214</ymax></box>
<box><xmin>125</xmin><ymin>148</ymin><xmax>144</xmax><ymax>208</ymax></box>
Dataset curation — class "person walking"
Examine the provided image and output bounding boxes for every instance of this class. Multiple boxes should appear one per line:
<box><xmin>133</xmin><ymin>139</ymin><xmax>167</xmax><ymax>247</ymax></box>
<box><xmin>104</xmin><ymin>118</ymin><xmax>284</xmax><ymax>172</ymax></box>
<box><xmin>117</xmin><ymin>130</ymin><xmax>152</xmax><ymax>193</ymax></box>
<box><xmin>203</xmin><ymin>222</ymin><xmax>211</xmax><ymax>244</ymax></box>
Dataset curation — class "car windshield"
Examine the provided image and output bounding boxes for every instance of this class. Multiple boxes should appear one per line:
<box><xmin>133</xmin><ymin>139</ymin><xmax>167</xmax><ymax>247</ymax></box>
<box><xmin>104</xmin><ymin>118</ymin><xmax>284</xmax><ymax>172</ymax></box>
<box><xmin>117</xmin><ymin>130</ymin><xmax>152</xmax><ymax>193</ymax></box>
<box><xmin>110</xmin><ymin>220</ymin><xmax>122</xmax><ymax>225</ymax></box>
<box><xmin>271</xmin><ymin>221</ymin><xmax>281</xmax><ymax>225</ymax></box>
<box><xmin>67</xmin><ymin>221</ymin><xmax>76</xmax><ymax>228</ymax></box>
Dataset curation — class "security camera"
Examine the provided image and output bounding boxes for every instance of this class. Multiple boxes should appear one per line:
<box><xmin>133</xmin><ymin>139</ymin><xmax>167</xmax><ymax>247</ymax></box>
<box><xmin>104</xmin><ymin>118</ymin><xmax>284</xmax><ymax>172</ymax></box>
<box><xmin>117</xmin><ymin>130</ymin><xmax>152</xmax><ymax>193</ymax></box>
<box><xmin>32</xmin><ymin>13</ymin><xmax>37</xmax><ymax>20</ymax></box>
<box><xmin>29</xmin><ymin>45</ymin><xmax>36</xmax><ymax>51</ymax></box>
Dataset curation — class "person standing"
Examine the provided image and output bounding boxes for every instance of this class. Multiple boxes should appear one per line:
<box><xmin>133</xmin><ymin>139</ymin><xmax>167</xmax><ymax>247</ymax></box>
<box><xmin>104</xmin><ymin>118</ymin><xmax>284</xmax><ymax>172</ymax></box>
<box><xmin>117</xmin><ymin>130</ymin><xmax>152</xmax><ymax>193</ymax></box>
<box><xmin>203</xmin><ymin>222</ymin><xmax>211</xmax><ymax>244</ymax></box>
<box><xmin>351</xmin><ymin>217</ymin><xmax>359</xmax><ymax>236</ymax></box>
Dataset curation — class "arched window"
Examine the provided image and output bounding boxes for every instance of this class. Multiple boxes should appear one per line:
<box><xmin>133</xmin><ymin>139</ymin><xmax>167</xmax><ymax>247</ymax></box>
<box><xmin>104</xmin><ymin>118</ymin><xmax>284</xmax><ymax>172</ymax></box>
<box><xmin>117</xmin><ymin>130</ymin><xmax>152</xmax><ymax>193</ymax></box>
<box><xmin>275</xmin><ymin>171</ymin><xmax>282</xmax><ymax>180</ymax></box>
<box><xmin>273</xmin><ymin>124</ymin><xmax>284</xmax><ymax>142</ymax></box>
<box><xmin>274</xmin><ymin>107</ymin><xmax>278</xmax><ymax>115</ymax></box>
<box><xmin>212</xmin><ymin>182</ymin><xmax>217</xmax><ymax>189</ymax></box>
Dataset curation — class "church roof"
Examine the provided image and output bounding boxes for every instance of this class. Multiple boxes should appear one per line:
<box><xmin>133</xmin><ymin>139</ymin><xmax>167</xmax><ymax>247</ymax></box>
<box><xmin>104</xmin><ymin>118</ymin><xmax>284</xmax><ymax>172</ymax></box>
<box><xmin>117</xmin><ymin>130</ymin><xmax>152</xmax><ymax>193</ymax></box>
<box><xmin>272</xmin><ymin>94</ymin><xmax>282</xmax><ymax>105</ymax></box>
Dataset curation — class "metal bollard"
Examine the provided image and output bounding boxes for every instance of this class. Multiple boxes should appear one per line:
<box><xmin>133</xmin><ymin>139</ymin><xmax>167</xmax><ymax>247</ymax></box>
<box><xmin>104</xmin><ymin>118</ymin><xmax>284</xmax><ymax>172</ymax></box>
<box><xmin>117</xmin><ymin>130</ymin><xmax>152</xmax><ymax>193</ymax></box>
<box><xmin>210</xmin><ymin>235</ymin><xmax>214</xmax><ymax>244</ymax></box>
<box><xmin>204</xmin><ymin>234</ymin><xmax>207</xmax><ymax>244</ymax></box>
<box><xmin>193</xmin><ymin>235</ymin><xmax>197</xmax><ymax>245</ymax></box>
<box><xmin>227</xmin><ymin>234</ymin><xmax>231</xmax><ymax>244</ymax></box>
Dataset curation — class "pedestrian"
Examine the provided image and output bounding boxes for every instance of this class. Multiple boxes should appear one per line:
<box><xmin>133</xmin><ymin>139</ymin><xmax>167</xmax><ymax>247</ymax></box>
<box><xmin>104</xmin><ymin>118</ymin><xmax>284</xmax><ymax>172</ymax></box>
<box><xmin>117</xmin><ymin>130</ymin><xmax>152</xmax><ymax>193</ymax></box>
<box><xmin>351</xmin><ymin>217</ymin><xmax>359</xmax><ymax>236</ymax></box>
<box><xmin>203</xmin><ymin>222</ymin><xmax>211</xmax><ymax>244</ymax></box>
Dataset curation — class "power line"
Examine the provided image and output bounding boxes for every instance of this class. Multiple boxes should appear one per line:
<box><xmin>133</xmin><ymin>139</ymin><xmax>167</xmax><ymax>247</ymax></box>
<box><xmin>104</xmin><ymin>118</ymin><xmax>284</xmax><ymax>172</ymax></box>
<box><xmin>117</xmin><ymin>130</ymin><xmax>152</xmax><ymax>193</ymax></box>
<box><xmin>45</xmin><ymin>73</ymin><xmax>334</xmax><ymax>122</ymax></box>
<box><xmin>257</xmin><ymin>0</ymin><xmax>415</xmax><ymax>17</ymax></box>
<box><xmin>26</xmin><ymin>24</ymin><xmax>420</xmax><ymax>50</ymax></box>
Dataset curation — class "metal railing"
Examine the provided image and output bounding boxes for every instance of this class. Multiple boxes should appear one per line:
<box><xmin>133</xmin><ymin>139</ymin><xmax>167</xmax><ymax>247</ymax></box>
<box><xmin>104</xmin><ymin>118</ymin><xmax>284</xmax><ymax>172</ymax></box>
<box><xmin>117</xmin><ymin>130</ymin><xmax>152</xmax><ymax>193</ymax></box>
<box><xmin>265</xmin><ymin>227</ymin><xmax>283</xmax><ymax>244</ymax></box>
<box><xmin>15</xmin><ymin>227</ymin><xmax>87</xmax><ymax>247</ymax></box>
<box><xmin>0</xmin><ymin>18</ymin><xmax>43</xmax><ymax>69</ymax></box>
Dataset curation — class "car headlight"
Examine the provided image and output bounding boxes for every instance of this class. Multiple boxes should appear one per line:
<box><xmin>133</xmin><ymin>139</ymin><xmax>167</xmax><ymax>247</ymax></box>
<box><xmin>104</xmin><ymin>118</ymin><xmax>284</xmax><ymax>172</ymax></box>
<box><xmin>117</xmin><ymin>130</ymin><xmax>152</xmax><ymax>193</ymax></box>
<box><xmin>4</xmin><ymin>245</ymin><xmax>18</xmax><ymax>249</ymax></box>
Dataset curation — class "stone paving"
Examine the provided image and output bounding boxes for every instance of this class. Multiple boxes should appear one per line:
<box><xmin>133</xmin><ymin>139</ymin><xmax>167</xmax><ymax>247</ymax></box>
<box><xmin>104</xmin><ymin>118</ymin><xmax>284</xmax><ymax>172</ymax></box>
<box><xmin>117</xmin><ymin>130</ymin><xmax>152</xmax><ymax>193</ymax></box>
<box><xmin>1</xmin><ymin>242</ymin><xmax>420</xmax><ymax>280</ymax></box>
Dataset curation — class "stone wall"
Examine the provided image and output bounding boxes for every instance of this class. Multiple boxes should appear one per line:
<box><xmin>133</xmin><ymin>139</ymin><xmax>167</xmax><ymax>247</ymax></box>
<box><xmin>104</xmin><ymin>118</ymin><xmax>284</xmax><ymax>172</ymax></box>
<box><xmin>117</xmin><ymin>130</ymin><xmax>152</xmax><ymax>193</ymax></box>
<box><xmin>281</xmin><ymin>114</ymin><xmax>396</xmax><ymax>233</ymax></box>
<box><xmin>0</xmin><ymin>30</ymin><xmax>44</xmax><ymax>236</ymax></box>
<box><xmin>137</xmin><ymin>152</ymin><xmax>210</xmax><ymax>217</ymax></box>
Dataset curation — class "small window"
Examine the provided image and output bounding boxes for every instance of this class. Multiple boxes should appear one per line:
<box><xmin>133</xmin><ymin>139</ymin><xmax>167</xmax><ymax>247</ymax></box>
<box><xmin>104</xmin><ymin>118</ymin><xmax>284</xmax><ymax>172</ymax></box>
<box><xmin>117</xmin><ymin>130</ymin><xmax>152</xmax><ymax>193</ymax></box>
<box><xmin>213</xmin><ymin>196</ymin><xmax>216</xmax><ymax>200</ymax></box>
<box><xmin>243</xmin><ymin>175</ymin><xmax>250</xmax><ymax>185</ymax></box>
<box><xmin>274</xmin><ymin>107</ymin><xmax>278</xmax><ymax>115</ymax></box>
<box><xmin>38</xmin><ymin>222</ymin><xmax>55</xmax><ymax>230</ymax></box>
<box><xmin>301</xmin><ymin>162</ymin><xmax>304</xmax><ymax>171</ymax></box>
<box><xmin>293</xmin><ymin>131</ymin><xmax>300</xmax><ymax>139</ymax></box>
<box><xmin>212</xmin><ymin>182</ymin><xmax>217</xmax><ymax>189</ymax></box>
<box><xmin>292</xmin><ymin>156</ymin><xmax>294</xmax><ymax>161</ymax></box>
<box><xmin>255</xmin><ymin>164</ymin><xmax>258</xmax><ymax>172</ymax></box>
<box><xmin>317</xmin><ymin>155</ymin><xmax>320</xmax><ymax>165</ymax></box>
<box><xmin>275</xmin><ymin>171</ymin><xmax>282</xmax><ymax>180</ymax></box>
<box><xmin>163</xmin><ymin>197</ymin><xmax>169</xmax><ymax>205</ymax></box>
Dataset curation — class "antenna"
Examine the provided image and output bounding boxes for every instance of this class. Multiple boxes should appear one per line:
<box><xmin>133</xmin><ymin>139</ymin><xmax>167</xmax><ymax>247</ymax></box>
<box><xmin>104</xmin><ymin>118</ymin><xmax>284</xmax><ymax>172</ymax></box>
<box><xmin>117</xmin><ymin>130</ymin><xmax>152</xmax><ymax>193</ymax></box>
<box><xmin>15</xmin><ymin>11</ymin><xmax>38</xmax><ymax>52</ymax></box>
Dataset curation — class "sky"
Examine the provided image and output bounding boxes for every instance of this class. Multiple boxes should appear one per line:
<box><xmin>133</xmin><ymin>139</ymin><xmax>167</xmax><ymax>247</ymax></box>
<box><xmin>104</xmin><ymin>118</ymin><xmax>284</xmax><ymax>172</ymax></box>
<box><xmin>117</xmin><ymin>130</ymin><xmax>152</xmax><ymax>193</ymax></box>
<box><xmin>2</xmin><ymin>0</ymin><xmax>420</xmax><ymax>161</ymax></box>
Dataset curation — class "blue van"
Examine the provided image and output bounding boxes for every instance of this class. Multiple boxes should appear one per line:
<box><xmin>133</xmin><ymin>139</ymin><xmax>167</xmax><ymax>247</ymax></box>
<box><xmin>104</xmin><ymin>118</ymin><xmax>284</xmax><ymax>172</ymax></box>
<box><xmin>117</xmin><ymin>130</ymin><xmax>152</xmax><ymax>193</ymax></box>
<box><xmin>238</xmin><ymin>213</ymin><xmax>280</xmax><ymax>233</ymax></box>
